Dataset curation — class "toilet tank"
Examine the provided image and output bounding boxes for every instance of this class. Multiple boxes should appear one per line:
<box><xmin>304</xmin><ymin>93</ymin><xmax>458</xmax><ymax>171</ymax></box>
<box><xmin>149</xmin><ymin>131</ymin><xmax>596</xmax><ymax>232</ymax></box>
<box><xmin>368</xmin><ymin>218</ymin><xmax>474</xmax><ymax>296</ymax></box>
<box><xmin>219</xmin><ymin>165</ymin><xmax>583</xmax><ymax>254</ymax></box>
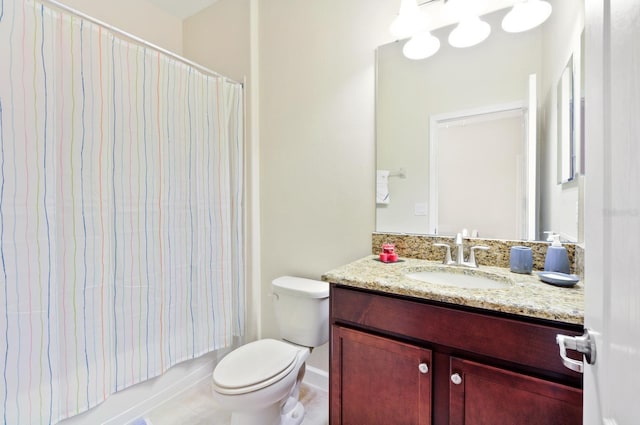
<box><xmin>272</xmin><ymin>276</ymin><xmax>329</xmax><ymax>347</ymax></box>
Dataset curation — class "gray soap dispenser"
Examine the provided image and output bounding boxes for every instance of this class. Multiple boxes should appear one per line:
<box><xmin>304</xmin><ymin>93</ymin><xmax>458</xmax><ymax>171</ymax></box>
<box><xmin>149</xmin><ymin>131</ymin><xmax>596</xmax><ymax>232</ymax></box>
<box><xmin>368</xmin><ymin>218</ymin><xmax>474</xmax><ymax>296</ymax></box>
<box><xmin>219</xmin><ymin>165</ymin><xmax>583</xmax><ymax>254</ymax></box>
<box><xmin>544</xmin><ymin>234</ymin><xmax>570</xmax><ymax>274</ymax></box>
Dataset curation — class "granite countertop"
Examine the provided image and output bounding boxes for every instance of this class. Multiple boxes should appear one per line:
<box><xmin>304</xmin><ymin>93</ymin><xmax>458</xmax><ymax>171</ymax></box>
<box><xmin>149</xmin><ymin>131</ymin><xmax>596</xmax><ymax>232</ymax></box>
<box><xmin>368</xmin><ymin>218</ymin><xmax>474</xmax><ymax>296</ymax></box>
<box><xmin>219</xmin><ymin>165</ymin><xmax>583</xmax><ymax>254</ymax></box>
<box><xmin>322</xmin><ymin>255</ymin><xmax>584</xmax><ymax>325</ymax></box>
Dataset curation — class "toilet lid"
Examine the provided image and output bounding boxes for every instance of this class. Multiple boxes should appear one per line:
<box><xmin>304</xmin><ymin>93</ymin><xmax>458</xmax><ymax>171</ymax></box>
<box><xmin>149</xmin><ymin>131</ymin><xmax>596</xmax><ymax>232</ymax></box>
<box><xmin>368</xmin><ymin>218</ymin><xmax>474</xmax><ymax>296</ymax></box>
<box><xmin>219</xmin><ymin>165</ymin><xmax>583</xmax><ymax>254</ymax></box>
<box><xmin>213</xmin><ymin>339</ymin><xmax>300</xmax><ymax>395</ymax></box>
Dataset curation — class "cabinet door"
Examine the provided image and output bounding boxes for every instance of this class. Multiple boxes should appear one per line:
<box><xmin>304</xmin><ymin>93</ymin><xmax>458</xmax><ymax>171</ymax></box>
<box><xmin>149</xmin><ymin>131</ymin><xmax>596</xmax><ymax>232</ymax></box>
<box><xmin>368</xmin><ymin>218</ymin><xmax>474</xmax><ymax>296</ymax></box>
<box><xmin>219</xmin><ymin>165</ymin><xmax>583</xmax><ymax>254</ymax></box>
<box><xmin>331</xmin><ymin>326</ymin><xmax>432</xmax><ymax>425</ymax></box>
<box><xmin>449</xmin><ymin>357</ymin><xmax>582</xmax><ymax>425</ymax></box>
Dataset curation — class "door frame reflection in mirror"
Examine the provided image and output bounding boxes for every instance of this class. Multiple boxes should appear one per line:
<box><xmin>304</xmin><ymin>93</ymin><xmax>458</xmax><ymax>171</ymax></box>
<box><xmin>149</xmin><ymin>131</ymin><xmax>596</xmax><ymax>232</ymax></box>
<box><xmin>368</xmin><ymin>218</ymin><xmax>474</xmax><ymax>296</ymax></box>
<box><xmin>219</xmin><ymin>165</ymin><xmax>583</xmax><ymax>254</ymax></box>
<box><xmin>429</xmin><ymin>100</ymin><xmax>535</xmax><ymax>240</ymax></box>
<box><xmin>558</xmin><ymin>55</ymin><xmax>575</xmax><ymax>184</ymax></box>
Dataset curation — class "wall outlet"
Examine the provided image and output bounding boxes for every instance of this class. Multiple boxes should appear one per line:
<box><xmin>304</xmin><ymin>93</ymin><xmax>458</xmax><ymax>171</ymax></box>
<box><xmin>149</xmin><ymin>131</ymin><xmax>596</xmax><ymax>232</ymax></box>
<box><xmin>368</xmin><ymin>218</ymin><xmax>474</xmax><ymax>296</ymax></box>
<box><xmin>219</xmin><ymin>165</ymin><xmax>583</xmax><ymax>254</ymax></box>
<box><xmin>414</xmin><ymin>202</ymin><xmax>427</xmax><ymax>216</ymax></box>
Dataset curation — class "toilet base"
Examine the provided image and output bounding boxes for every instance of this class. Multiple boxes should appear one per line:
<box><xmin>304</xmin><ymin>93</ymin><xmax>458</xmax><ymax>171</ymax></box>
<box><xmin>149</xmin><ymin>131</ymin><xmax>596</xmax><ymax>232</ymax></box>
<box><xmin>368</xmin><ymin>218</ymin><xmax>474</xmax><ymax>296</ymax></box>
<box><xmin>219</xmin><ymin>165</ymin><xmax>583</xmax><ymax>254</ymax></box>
<box><xmin>281</xmin><ymin>397</ymin><xmax>305</xmax><ymax>425</ymax></box>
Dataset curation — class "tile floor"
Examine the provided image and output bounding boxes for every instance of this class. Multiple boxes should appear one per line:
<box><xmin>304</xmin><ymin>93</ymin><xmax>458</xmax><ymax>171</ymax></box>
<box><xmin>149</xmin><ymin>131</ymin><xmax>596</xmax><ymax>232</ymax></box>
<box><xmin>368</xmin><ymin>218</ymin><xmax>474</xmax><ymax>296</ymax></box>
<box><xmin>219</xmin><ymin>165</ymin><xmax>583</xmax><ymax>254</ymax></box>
<box><xmin>144</xmin><ymin>378</ymin><xmax>328</xmax><ymax>425</ymax></box>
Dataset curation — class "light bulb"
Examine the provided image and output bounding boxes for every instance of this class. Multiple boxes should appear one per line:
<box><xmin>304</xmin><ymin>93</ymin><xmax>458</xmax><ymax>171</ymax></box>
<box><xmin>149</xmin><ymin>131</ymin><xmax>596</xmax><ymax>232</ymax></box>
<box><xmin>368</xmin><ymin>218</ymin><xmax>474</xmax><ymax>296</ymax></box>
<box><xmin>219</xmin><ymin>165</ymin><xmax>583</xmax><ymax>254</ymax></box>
<box><xmin>502</xmin><ymin>0</ymin><xmax>552</xmax><ymax>33</ymax></box>
<box><xmin>403</xmin><ymin>32</ymin><xmax>441</xmax><ymax>60</ymax></box>
<box><xmin>448</xmin><ymin>16</ymin><xmax>491</xmax><ymax>48</ymax></box>
<box><xmin>389</xmin><ymin>0</ymin><xmax>429</xmax><ymax>39</ymax></box>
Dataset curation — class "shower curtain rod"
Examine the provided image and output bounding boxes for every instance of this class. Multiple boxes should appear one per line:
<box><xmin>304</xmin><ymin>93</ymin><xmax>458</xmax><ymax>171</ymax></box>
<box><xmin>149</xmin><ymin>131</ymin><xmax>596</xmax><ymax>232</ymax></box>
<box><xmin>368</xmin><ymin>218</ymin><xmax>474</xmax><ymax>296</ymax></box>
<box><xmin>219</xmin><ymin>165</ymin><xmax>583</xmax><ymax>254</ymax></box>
<box><xmin>42</xmin><ymin>0</ymin><xmax>243</xmax><ymax>86</ymax></box>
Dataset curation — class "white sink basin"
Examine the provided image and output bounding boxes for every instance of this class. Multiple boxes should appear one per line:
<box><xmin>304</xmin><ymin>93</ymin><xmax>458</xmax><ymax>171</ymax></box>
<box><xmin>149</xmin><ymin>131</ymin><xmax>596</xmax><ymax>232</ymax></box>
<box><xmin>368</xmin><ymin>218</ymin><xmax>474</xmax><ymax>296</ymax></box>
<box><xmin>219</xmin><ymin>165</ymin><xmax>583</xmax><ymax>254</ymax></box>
<box><xmin>405</xmin><ymin>270</ymin><xmax>509</xmax><ymax>290</ymax></box>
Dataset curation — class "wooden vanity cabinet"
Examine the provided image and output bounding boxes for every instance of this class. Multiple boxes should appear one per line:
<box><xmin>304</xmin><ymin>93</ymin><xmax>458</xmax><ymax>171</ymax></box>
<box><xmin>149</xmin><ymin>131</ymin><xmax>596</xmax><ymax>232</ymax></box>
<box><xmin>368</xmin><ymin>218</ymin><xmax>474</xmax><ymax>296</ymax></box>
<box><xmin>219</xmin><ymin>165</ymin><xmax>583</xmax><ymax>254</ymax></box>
<box><xmin>330</xmin><ymin>284</ymin><xmax>584</xmax><ymax>425</ymax></box>
<box><xmin>332</xmin><ymin>326</ymin><xmax>432</xmax><ymax>425</ymax></box>
<box><xmin>449</xmin><ymin>357</ymin><xmax>582</xmax><ymax>425</ymax></box>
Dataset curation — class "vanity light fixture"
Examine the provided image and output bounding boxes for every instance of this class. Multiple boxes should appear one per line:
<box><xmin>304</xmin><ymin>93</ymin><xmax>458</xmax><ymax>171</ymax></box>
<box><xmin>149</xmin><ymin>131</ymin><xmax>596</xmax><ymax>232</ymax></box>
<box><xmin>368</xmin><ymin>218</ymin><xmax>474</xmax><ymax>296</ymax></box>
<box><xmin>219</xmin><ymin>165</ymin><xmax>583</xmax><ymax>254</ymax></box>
<box><xmin>390</xmin><ymin>0</ymin><xmax>549</xmax><ymax>59</ymax></box>
<box><xmin>444</xmin><ymin>0</ymin><xmax>490</xmax><ymax>48</ymax></box>
<box><xmin>389</xmin><ymin>0</ymin><xmax>429</xmax><ymax>40</ymax></box>
<box><xmin>403</xmin><ymin>31</ymin><xmax>441</xmax><ymax>59</ymax></box>
<box><xmin>442</xmin><ymin>0</ymin><xmax>488</xmax><ymax>20</ymax></box>
<box><xmin>501</xmin><ymin>0</ymin><xmax>552</xmax><ymax>33</ymax></box>
<box><xmin>448</xmin><ymin>15</ymin><xmax>491</xmax><ymax>48</ymax></box>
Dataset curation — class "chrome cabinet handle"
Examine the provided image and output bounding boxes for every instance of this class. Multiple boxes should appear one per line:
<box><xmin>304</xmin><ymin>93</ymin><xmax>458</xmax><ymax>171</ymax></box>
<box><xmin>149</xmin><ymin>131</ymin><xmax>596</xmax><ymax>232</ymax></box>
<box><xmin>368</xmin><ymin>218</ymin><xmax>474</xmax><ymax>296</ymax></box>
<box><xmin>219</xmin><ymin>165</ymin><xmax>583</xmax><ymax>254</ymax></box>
<box><xmin>450</xmin><ymin>373</ymin><xmax>462</xmax><ymax>385</ymax></box>
<box><xmin>418</xmin><ymin>363</ymin><xmax>429</xmax><ymax>374</ymax></box>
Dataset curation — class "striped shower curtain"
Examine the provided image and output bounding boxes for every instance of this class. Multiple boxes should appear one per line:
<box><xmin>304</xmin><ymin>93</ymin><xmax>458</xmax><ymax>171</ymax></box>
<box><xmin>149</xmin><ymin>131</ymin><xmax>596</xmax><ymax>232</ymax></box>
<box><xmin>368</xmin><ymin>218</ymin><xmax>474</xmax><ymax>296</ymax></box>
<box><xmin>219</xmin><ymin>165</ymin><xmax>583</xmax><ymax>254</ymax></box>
<box><xmin>0</xmin><ymin>0</ymin><xmax>245</xmax><ymax>424</ymax></box>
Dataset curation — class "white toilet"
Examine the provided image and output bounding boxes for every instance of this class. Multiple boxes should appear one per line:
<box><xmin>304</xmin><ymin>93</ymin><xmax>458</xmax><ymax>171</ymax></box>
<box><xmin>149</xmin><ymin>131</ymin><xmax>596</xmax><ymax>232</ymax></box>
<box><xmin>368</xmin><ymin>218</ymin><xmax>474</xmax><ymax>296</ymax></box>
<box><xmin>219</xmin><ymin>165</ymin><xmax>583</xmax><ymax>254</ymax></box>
<box><xmin>212</xmin><ymin>276</ymin><xmax>329</xmax><ymax>425</ymax></box>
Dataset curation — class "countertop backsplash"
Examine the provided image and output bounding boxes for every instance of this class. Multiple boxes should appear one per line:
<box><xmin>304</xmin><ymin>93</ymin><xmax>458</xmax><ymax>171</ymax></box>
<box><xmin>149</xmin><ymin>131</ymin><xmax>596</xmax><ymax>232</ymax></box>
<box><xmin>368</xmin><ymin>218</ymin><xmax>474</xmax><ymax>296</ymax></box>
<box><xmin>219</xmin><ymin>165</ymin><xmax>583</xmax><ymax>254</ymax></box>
<box><xmin>372</xmin><ymin>232</ymin><xmax>583</xmax><ymax>277</ymax></box>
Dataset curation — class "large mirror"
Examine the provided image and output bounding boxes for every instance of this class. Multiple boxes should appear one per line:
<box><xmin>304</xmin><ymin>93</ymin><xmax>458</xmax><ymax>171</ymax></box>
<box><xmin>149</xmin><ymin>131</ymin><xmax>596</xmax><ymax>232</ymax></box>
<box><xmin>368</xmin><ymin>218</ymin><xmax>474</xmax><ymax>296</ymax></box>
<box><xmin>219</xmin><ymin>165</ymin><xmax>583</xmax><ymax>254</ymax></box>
<box><xmin>376</xmin><ymin>0</ymin><xmax>584</xmax><ymax>242</ymax></box>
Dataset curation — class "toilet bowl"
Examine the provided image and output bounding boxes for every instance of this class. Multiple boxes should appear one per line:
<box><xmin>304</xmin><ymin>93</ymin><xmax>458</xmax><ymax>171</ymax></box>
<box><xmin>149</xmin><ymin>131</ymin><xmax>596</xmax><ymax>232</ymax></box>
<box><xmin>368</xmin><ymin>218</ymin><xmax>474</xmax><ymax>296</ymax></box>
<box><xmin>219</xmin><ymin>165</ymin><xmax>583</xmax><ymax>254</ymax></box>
<box><xmin>211</xmin><ymin>276</ymin><xmax>329</xmax><ymax>425</ymax></box>
<box><xmin>212</xmin><ymin>339</ymin><xmax>309</xmax><ymax>425</ymax></box>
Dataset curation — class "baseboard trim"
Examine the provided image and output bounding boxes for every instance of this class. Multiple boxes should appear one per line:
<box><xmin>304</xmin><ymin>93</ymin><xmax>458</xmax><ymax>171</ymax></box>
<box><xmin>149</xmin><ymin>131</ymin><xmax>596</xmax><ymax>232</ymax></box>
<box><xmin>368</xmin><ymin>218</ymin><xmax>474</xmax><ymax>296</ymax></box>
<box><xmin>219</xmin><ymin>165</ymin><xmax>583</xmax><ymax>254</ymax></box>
<box><xmin>303</xmin><ymin>365</ymin><xmax>328</xmax><ymax>392</ymax></box>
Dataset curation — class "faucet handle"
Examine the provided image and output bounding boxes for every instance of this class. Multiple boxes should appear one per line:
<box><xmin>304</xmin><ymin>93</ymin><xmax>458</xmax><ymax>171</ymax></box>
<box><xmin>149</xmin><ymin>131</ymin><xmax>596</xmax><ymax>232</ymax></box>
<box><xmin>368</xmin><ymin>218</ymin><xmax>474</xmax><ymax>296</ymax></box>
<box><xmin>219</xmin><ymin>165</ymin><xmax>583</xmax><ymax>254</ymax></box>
<box><xmin>468</xmin><ymin>245</ymin><xmax>490</xmax><ymax>268</ymax></box>
<box><xmin>433</xmin><ymin>243</ymin><xmax>453</xmax><ymax>265</ymax></box>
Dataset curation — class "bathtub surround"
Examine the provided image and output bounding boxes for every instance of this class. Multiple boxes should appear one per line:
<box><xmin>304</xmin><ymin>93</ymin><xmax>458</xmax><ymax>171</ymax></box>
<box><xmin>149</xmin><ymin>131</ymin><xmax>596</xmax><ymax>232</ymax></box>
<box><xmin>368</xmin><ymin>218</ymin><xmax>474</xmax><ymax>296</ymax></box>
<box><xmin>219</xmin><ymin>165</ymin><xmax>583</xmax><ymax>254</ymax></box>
<box><xmin>373</xmin><ymin>232</ymin><xmax>581</xmax><ymax>276</ymax></box>
<box><xmin>0</xmin><ymin>1</ymin><xmax>244</xmax><ymax>423</ymax></box>
<box><xmin>58</xmin><ymin>348</ymin><xmax>232</xmax><ymax>425</ymax></box>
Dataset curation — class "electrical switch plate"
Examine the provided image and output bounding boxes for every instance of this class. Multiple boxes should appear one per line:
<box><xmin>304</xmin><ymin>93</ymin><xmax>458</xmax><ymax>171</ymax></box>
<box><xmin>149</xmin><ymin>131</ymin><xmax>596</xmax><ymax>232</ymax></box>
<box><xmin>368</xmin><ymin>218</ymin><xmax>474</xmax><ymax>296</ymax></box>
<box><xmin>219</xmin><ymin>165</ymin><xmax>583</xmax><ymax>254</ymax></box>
<box><xmin>414</xmin><ymin>202</ymin><xmax>427</xmax><ymax>216</ymax></box>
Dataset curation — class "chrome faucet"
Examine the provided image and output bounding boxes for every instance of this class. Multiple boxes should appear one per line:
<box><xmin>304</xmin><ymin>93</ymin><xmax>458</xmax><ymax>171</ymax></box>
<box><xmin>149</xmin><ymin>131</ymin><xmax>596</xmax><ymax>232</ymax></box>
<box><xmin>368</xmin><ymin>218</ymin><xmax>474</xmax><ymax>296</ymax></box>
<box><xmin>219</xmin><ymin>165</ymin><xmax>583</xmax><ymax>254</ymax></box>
<box><xmin>455</xmin><ymin>233</ymin><xmax>464</xmax><ymax>265</ymax></box>
<box><xmin>434</xmin><ymin>233</ymin><xmax>489</xmax><ymax>268</ymax></box>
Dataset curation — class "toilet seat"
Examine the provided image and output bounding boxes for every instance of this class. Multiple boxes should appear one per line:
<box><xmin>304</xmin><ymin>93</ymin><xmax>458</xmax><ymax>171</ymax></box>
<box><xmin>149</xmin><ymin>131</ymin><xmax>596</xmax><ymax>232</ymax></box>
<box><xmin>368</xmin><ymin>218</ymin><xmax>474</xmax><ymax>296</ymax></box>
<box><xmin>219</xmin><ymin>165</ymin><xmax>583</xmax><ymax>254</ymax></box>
<box><xmin>213</xmin><ymin>339</ymin><xmax>302</xmax><ymax>395</ymax></box>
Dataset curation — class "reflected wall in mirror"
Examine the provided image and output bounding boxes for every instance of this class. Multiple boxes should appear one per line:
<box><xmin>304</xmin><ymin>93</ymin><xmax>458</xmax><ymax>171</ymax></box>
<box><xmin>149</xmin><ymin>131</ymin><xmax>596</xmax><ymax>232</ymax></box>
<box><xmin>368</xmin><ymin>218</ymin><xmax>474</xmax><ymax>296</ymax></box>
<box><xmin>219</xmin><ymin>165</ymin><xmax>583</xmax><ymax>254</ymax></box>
<box><xmin>429</xmin><ymin>104</ymin><xmax>532</xmax><ymax>240</ymax></box>
<box><xmin>376</xmin><ymin>0</ymin><xmax>584</xmax><ymax>242</ymax></box>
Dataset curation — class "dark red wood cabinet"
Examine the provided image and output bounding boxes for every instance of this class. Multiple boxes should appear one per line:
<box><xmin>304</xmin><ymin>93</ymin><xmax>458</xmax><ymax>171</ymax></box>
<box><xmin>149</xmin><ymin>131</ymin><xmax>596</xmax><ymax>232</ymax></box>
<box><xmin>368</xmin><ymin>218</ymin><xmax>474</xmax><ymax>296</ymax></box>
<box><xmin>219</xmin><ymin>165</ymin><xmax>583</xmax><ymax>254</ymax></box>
<box><xmin>330</xmin><ymin>284</ymin><xmax>583</xmax><ymax>425</ymax></box>
<box><xmin>332</xmin><ymin>326</ymin><xmax>432</xmax><ymax>425</ymax></box>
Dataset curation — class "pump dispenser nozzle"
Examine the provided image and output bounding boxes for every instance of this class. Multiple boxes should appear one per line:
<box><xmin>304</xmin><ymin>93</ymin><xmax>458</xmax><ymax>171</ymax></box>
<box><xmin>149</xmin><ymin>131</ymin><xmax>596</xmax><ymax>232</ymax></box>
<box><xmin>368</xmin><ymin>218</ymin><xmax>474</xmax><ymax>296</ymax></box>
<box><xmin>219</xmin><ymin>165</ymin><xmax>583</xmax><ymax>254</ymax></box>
<box><xmin>550</xmin><ymin>234</ymin><xmax>562</xmax><ymax>247</ymax></box>
<box><xmin>544</xmin><ymin>234</ymin><xmax>570</xmax><ymax>274</ymax></box>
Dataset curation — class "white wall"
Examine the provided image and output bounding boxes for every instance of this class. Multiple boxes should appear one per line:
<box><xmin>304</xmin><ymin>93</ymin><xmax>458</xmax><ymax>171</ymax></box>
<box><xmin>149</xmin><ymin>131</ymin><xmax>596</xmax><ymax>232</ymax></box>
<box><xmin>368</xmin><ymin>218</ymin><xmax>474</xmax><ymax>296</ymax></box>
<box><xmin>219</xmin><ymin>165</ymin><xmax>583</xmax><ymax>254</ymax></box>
<box><xmin>437</xmin><ymin>113</ymin><xmax>525</xmax><ymax>239</ymax></box>
<box><xmin>55</xmin><ymin>0</ymin><xmax>183</xmax><ymax>54</ymax></box>
<box><xmin>539</xmin><ymin>0</ymin><xmax>584</xmax><ymax>242</ymax></box>
<box><xmin>186</xmin><ymin>0</ymin><xmax>398</xmax><ymax>377</ymax></box>
<box><xmin>257</xmin><ymin>0</ymin><xmax>395</xmax><ymax>371</ymax></box>
<box><xmin>183</xmin><ymin>0</ymin><xmax>250</xmax><ymax>83</ymax></box>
